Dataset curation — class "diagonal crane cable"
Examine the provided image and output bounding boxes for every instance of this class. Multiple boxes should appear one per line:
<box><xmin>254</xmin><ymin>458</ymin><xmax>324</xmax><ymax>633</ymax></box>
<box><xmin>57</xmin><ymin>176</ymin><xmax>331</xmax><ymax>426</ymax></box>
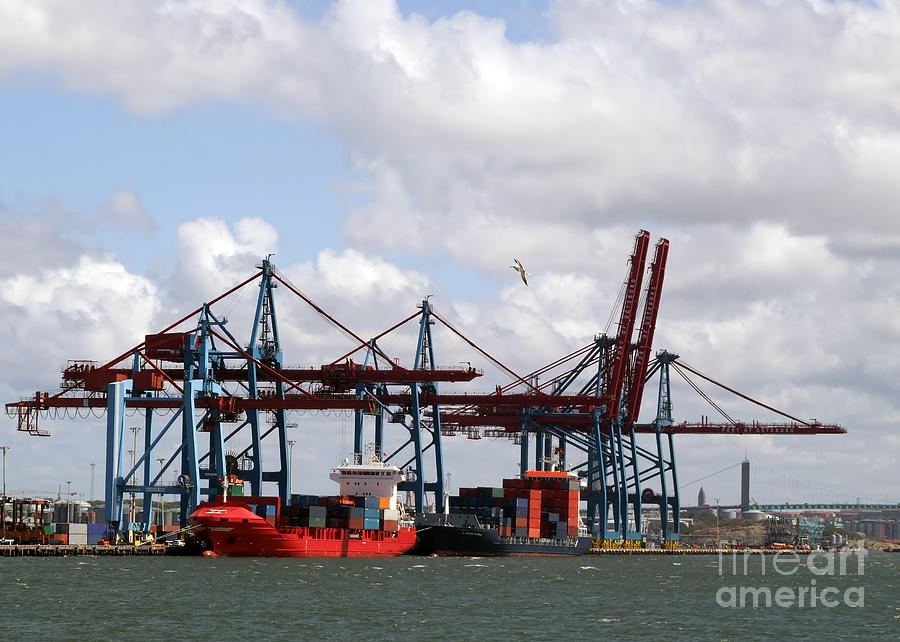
<box><xmin>676</xmin><ymin>360</ymin><xmax>810</xmax><ymax>426</ymax></box>
<box><xmin>429</xmin><ymin>308</ymin><xmax>542</xmax><ymax>394</ymax></box>
<box><xmin>271</xmin><ymin>267</ymin><xmax>401</xmax><ymax>368</ymax></box>
<box><xmin>670</xmin><ymin>362</ymin><xmax>736</xmax><ymax>425</ymax></box>
<box><xmin>678</xmin><ymin>461</ymin><xmax>743</xmax><ymax>490</ymax></box>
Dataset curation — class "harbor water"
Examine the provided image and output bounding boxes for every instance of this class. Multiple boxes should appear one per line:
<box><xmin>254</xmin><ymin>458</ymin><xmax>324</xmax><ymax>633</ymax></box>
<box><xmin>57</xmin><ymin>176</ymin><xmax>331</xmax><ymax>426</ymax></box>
<box><xmin>0</xmin><ymin>552</ymin><xmax>896</xmax><ymax>640</ymax></box>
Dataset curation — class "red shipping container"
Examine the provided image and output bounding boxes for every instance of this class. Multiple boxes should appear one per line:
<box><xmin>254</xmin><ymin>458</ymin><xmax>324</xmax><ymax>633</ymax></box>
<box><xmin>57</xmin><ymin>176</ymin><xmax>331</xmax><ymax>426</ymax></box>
<box><xmin>567</xmin><ymin>524</ymin><xmax>578</xmax><ymax>536</ymax></box>
<box><xmin>527</xmin><ymin>527</ymin><xmax>540</xmax><ymax>539</ymax></box>
<box><xmin>83</xmin><ymin>370</ymin><xmax>129</xmax><ymax>392</ymax></box>
<box><xmin>133</xmin><ymin>370</ymin><xmax>165</xmax><ymax>391</ymax></box>
<box><xmin>52</xmin><ymin>534</ymin><xmax>68</xmax><ymax>545</ymax></box>
<box><xmin>144</xmin><ymin>332</ymin><xmax>188</xmax><ymax>361</ymax></box>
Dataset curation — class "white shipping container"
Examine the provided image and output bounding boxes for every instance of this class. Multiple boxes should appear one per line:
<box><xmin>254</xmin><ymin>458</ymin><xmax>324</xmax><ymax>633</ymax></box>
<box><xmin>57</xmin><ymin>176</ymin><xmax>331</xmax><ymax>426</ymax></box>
<box><xmin>68</xmin><ymin>533</ymin><xmax>88</xmax><ymax>545</ymax></box>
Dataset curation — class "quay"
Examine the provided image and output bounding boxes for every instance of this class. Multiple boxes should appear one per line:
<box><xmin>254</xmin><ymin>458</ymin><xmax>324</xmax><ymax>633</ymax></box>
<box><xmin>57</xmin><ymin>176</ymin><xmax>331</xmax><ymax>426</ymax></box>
<box><xmin>0</xmin><ymin>544</ymin><xmax>167</xmax><ymax>557</ymax></box>
<box><xmin>589</xmin><ymin>547</ymin><xmax>804</xmax><ymax>555</ymax></box>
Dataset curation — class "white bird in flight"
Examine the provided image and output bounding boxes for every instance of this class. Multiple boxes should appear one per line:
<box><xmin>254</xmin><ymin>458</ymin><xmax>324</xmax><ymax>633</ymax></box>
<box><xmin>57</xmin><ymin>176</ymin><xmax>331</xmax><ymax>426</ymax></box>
<box><xmin>510</xmin><ymin>258</ymin><xmax>528</xmax><ymax>285</ymax></box>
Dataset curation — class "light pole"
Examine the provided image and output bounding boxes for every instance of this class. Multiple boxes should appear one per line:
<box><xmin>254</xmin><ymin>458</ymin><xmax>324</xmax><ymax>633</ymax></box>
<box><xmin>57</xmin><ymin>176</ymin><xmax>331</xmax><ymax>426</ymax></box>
<box><xmin>715</xmin><ymin>497</ymin><xmax>720</xmax><ymax>549</ymax></box>
<box><xmin>0</xmin><ymin>445</ymin><xmax>8</xmax><ymax>498</ymax></box>
<box><xmin>66</xmin><ymin>480</ymin><xmax>72</xmax><ymax>522</ymax></box>
<box><xmin>127</xmin><ymin>450</ymin><xmax>135</xmax><ymax>525</ymax></box>
<box><xmin>1</xmin><ymin>445</ymin><xmax>8</xmax><ymax>542</ymax></box>
<box><xmin>287</xmin><ymin>440</ymin><xmax>296</xmax><ymax>497</ymax></box>
<box><xmin>129</xmin><ymin>426</ymin><xmax>140</xmax><ymax>527</ymax></box>
<box><xmin>157</xmin><ymin>458</ymin><xmax>165</xmax><ymax>533</ymax></box>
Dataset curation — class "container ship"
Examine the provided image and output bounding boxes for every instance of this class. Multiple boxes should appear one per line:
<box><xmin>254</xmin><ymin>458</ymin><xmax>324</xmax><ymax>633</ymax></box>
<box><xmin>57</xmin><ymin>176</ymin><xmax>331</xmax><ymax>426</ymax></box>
<box><xmin>409</xmin><ymin>471</ymin><xmax>592</xmax><ymax>556</ymax></box>
<box><xmin>189</xmin><ymin>454</ymin><xmax>416</xmax><ymax>557</ymax></box>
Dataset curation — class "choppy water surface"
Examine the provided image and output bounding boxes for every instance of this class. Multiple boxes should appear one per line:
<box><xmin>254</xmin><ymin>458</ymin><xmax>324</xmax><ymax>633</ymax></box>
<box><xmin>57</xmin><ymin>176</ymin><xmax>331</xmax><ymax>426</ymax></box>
<box><xmin>0</xmin><ymin>552</ymin><xmax>896</xmax><ymax>640</ymax></box>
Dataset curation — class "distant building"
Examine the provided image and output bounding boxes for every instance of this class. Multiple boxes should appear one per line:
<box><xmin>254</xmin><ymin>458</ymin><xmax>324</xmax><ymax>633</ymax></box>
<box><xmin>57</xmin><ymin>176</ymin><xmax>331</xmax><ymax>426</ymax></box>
<box><xmin>698</xmin><ymin>486</ymin><xmax>706</xmax><ymax>507</ymax></box>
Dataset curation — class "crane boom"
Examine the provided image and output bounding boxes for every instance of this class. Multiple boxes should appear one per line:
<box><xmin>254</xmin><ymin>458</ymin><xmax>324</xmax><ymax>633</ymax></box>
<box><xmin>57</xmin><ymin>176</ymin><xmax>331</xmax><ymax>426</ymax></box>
<box><xmin>625</xmin><ymin>237</ymin><xmax>669</xmax><ymax>423</ymax></box>
<box><xmin>604</xmin><ymin>230</ymin><xmax>650</xmax><ymax>418</ymax></box>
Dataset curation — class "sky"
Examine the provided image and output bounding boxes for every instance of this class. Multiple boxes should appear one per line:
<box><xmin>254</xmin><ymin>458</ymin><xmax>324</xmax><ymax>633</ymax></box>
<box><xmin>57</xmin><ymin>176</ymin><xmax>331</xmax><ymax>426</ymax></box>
<box><xmin>0</xmin><ymin>0</ymin><xmax>898</xmax><ymax>510</ymax></box>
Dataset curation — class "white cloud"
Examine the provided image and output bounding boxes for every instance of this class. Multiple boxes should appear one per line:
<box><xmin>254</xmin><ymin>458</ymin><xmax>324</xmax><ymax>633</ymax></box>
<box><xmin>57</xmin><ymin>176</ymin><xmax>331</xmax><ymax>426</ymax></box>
<box><xmin>100</xmin><ymin>188</ymin><xmax>155</xmax><ymax>233</ymax></box>
<box><xmin>0</xmin><ymin>1</ymin><xmax>897</xmax><ymax>502</ymax></box>
<box><xmin>0</xmin><ymin>254</ymin><xmax>159</xmax><ymax>391</ymax></box>
<box><xmin>170</xmin><ymin>216</ymin><xmax>278</xmax><ymax>303</ymax></box>
<box><xmin>3</xmin><ymin>0</ymin><xmax>899</xmax><ymax>241</ymax></box>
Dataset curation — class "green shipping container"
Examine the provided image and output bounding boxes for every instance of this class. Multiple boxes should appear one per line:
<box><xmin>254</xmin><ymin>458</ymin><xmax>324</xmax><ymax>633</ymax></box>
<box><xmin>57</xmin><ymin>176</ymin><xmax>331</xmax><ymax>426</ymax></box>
<box><xmin>44</xmin><ymin>524</ymin><xmax>55</xmax><ymax>534</ymax></box>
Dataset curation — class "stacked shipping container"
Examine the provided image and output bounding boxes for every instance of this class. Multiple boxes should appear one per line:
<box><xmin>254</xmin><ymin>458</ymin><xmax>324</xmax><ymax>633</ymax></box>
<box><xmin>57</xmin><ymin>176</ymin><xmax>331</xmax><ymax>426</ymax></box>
<box><xmin>49</xmin><ymin>523</ymin><xmax>111</xmax><ymax>545</ymax></box>
<box><xmin>284</xmin><ymin>495</ymin><xmax>401</xmax><ymax>532</ymax></box>
<box><xmin>448</xmin><ymin>475</ymin><xmax>581</xmax><ymax>540</ymax></box>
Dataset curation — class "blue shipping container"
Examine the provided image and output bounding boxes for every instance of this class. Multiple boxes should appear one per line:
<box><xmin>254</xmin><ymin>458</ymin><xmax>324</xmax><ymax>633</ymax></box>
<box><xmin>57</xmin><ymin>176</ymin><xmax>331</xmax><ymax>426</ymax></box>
<box><xmin>363</xmin><ymin>517</ymin><xmax>380</xmax><ymax>530</ymax></box>
<box><xmin>87</xmin><ymin>523</ymin><xmax>108</xmax><ymax>535</ymax></box>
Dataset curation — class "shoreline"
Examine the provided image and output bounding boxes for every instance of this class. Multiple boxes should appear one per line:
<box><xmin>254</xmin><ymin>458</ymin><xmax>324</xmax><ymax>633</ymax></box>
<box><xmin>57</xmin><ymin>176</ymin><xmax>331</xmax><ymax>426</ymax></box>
<box><xmin>0</xmin><ymin>544</ymin><xmax>167</xmax><ymax>556</ymax></box>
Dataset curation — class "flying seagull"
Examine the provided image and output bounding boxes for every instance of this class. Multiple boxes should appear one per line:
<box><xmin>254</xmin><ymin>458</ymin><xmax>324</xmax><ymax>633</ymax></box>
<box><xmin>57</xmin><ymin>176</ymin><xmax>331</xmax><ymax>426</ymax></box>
<box><xmin>510</xmin><ymin>258</ymin><xmax>528</xmax><ymax>285</ymax></box>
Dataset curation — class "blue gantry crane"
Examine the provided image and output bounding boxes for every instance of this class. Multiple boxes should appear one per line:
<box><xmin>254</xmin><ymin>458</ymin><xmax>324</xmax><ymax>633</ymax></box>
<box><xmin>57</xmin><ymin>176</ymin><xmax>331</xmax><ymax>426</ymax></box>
<box><xmin>6</xmin><ymin>235</ymin><xmax>845</xmax><ymax>546</ymax></box>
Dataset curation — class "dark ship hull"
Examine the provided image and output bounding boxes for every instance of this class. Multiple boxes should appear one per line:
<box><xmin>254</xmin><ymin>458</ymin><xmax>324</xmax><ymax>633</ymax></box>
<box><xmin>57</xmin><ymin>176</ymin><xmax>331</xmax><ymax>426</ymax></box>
<box><xmin>411</xmin><ymin>519</ymin><xmax>591</xmax><ymax>556</ymax></box>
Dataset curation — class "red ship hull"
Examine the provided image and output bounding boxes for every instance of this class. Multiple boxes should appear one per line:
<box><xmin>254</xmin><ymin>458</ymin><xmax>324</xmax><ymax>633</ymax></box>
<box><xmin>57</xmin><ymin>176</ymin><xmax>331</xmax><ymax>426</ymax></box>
<box><xmin>190</xmin><ymin>500</ymin><xmax>416</xmax><ymax>558</ymax></box>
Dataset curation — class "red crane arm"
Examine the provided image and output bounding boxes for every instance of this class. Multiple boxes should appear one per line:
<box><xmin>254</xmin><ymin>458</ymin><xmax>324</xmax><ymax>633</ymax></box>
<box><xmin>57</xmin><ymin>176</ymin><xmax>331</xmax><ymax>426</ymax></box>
<box><xmin>60</xmin><ymin>363</ymin><xmax>480</xmax><ymax>389</ymax></box>
<box><xmin>604</xmin><ymin>230</ymin><xmax>651</xmax><ymax>416</ymax></box>
<box><xmin>625</xmin><ymin>237</ymin><xmax>669</xmax><ymax>423</ymax></box>
<box><xmin>435</xmin><ymin>412</ymin><xmax>845</xmax><ymax>435</ymax></box>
